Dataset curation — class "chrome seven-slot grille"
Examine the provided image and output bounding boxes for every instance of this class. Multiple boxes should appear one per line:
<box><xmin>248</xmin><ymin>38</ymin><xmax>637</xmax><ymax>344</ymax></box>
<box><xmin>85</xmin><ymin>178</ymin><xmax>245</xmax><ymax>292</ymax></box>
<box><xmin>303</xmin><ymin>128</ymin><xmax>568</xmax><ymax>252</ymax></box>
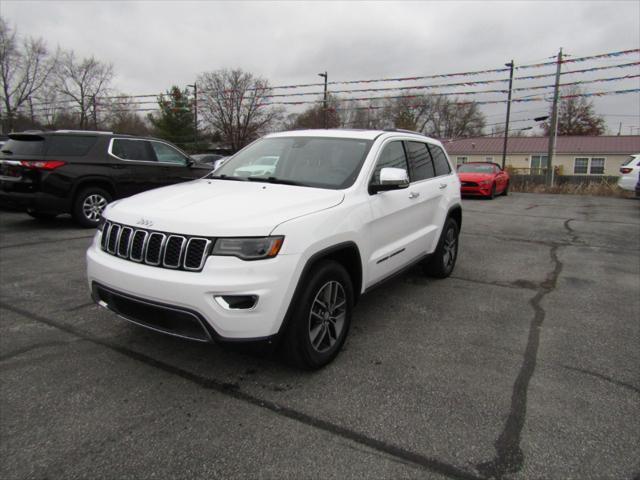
<box><xmin>101</xmin><ymin>221</ymin><xmax>211</xmax><ymax>272</ymax></box>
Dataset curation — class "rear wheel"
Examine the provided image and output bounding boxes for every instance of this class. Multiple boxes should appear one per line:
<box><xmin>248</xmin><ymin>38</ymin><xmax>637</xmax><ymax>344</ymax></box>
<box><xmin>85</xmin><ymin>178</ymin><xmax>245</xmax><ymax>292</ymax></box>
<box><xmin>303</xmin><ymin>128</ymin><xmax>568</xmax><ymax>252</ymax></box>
<box><xmin>73</xmin><ymin>187</ymin><xmax>111</xmax><ymax>228</ymax></box>
<box><xmin>503</xmin><ymin>181</ymin><xmax>509</xmax><ymax>196</ymax></box>
<box><xmin>282</xmin><ymin>260</ymin><xmax>353</xmax><ymax>369</ymax></box>
<box><xmin>424</xmin><ymin>217</ymin><xmax>459</xmax><ymax>279</ymax></box>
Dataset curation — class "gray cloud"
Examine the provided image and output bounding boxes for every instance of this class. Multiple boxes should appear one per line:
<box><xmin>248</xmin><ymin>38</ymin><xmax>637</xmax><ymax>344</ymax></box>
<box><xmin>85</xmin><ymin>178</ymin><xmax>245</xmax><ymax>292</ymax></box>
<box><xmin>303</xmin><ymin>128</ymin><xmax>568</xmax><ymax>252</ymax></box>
<box><xmin>2</xmin><ymin>0</ymin><xmax>639</xmax><ymax>132</ymax></box>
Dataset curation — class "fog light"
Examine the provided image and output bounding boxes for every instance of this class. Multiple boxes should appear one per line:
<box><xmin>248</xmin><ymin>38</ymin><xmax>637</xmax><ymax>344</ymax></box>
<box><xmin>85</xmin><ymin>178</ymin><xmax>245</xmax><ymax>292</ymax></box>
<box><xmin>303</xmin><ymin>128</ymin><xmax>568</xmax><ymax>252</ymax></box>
<box><xmin>215</xmin><ymin>295</ymin><xmax>258</xmax><ymax>310</ymax></box>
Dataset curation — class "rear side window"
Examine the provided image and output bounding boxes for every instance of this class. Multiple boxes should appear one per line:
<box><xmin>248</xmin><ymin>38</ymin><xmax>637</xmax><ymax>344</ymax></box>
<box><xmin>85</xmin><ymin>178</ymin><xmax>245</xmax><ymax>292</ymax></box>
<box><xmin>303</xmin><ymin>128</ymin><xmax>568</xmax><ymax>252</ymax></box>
<box><xmin>150</xmin><ymin>141</ymin><xmax>187</xmax><ymax>165</ymax></box>
<box><xmin>111</xmin><ymin>139</ymin><xmax>155</xmax><ymax>162</ymax></box>
<box><xmin>46</xmin><ymin>135</ymin><xmax>97</xmax><ymax>156</ymax></box>
<box><xmin>1</xmin><ymin>138</ymin><xmax>45</xmax><ymax>156</ymax></box>
<box><xmin>405</xmin><ymin>141</ymin><xmax>435</xmax><ymax>181</ymax></box>
<box><xmin>427</xmin><ymin>144</ymin><xmax>452</xmax><ymax>176</ymax></box>
<box><xmin>371</xmin><ymin>141</ymin><xmax>408</xmax><ymax>184</ymax></box>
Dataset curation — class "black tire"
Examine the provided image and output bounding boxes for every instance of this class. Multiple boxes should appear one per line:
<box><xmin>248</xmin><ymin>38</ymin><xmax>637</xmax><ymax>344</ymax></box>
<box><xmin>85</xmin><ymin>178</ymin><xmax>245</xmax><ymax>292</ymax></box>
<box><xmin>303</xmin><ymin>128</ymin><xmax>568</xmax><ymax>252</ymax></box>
<box><xmin>72</xmin><ymin>186</ymin><xmax>112</xmax><ymax>228</ymax></box>
<box><xmin>423</xmin><ymin>217</ymin><xmax>459</xmax><ymax>279</ymax></box>
<box><xmin>27</xmin><ymin>211</ymin><xmax>57</xmax><ymax>221</ymax></box>
<box><xmin>489</xmin><ymin>183</ymin><xmax>497</xmax><ymax>199</ymax></box>
<box><xmin>282</xmin><ymin>260</ymin><xmax>354</xmax><ymax>369</ymax></box>
<box><xmin>503</xmin><ymin>181</ymin><xmax>509</xmax><ymax>196</ymax></box>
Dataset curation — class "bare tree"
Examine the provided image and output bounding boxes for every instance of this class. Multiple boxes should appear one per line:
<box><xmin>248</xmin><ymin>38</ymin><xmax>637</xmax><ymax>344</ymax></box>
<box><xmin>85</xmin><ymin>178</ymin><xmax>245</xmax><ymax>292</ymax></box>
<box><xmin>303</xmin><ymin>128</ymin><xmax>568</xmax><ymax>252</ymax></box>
<box><xmin>285</xmin><ymin>94</ymin><xmax>341</xmax><ymax>130</ymax></box>
<box><xmin>55</xmin><ymin>50</ymin><xmax>113</xmax><ymax>129</ymax></box>
<box><xmin>543</xmin><ymin>86</ymin><xmax>605</xmax><ymax>136</ymax></box>
<box><xmin>103</xmin><ymin>95</ymin><xmax>151</xmax><ymax>136</ymax></box>
<box><xmin>373</xmin><ymin>93</ymin><xmax>485</xmax><ymax>139</ymax></box>
<box><xmin>0</xmin><ymin>17</ymin><xmax>55</xmax><ymax>132</ymax></box>
<box><xmin>198</xmin><ymin>69</ymin><xmax>282</xmax><ymax>151</ymax></box>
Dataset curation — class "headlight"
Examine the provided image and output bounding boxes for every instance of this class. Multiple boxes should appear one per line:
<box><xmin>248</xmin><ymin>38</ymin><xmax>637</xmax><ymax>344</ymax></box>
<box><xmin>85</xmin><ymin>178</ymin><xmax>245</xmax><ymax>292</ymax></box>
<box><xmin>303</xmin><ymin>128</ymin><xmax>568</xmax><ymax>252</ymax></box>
<box><xmin>211</xmin><ymin>236</ymin><xmax>284</xmax><ymax>260</ymax></box>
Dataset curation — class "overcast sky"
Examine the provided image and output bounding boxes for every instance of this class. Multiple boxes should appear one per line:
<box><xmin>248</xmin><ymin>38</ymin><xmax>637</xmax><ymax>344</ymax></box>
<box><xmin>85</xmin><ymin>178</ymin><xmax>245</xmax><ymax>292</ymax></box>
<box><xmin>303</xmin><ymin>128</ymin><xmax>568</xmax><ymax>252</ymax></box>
<box><xmin>2</xmin><ymin>0</ymin><xmax>639</xmax><ymax>134</ymax></box>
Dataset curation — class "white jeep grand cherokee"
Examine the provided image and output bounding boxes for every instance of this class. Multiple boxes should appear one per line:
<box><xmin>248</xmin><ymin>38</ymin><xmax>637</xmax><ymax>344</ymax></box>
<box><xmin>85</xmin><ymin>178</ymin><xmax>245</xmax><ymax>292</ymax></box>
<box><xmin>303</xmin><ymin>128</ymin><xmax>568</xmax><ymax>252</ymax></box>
<box><xmin>87</xmin><ymin>129</ymin><xmax>462</xmax><ymax>368</ymax></box>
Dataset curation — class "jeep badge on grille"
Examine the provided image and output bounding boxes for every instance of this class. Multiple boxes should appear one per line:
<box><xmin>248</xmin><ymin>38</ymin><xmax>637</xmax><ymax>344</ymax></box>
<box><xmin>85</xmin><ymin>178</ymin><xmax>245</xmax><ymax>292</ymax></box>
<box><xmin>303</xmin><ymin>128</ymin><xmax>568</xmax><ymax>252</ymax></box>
<box><xmin>137</xmin><ymin>218</ymin><xmax>154</xmax><ymax>227</ymax></box>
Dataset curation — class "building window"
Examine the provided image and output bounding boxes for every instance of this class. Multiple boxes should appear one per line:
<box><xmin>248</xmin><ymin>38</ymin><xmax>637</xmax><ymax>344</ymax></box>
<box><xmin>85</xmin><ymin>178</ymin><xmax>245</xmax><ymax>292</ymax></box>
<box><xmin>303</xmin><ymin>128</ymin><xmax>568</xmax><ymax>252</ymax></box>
<box><xmin>590</xmin><ymin>157</ymin><xmax>605</xmax><ymax>174</ymax></box>
<box><xmin>531</xmin><ymin>155</ymin><xmax>548</xmax><ymax>175</ymax></box>
<box><xmin>456</xmin><ymin>156</ymin><xmax>468</xmax><ymax>166</ymax></box>
<box><xmin>574</xmin><ymin>157</ymin><xmax>589</xmax><ymax>174</ymax></box>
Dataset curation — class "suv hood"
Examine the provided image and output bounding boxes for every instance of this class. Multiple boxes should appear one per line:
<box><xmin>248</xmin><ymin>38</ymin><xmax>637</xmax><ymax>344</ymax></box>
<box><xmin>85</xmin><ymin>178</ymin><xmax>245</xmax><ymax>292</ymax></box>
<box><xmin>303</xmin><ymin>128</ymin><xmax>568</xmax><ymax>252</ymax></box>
<box><xmin>458</xmin><ymin>172</ymin><xmax>495</xmax><ymax>182</ymax></box>
<box><xmin>106</xmin><ymin>179</ymin><xmax>344</xmax><ymax>236</ymax></box>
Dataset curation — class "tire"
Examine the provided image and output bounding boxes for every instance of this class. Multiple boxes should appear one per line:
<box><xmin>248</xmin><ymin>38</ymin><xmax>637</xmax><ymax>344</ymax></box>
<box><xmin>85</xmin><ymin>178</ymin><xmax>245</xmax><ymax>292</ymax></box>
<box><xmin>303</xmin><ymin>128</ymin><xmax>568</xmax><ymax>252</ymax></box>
<box><xmin>72</xmin><ymin>187</ymin><xmax>112</xmax><ymax>228</ymax></box>
<box><xmin>282</xmin><ymin>260</ymin><xmax>354</xmax><ymax>369</ymax></box>
<box><xmin>27</xmin><ymin>211</ymin><xmax>57</xmax><ymax>221</ymax></box>
<box><xmin>423</xmin><ymin>217</ymin><xmax>459</xmax><ymax>279</ymax></box>
<box><xmin>503</xmin><ymin>181</ymin><xmax>509</xmax><ymax>196</ymax></box>
<box><xmin>489</xmin><ymin>183</ymin><xmax>497</xmax><ymax>199</ymax></box>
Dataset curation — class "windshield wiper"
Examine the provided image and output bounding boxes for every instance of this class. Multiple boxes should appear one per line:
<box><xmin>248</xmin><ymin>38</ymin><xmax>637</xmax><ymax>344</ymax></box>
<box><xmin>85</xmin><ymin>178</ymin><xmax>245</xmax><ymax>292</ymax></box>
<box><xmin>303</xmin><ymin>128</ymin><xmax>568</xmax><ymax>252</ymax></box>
<box><xmin>1</xmin><ymin>150</ymin><xmax>13</xmax><ymax>154</ymax></box>
<box><xmin>246</xmin><ymin>176</ymin><xmax>308</xmax><ymax>187</ymax></box>
<box><xmin>209</xmin><ymin>174</ymin><xmax>248</xmax><ymax>182</ymax></box>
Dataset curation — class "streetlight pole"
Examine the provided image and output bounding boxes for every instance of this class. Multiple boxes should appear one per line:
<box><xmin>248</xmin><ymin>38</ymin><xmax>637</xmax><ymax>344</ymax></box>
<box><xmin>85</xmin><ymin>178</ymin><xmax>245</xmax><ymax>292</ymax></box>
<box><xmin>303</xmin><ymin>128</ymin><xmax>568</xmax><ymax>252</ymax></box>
<box><xmin>546</xmin><ymin>48</ymin><xmax>563</xmax><ymax>186</ymax></box>
<box><xmin>318</xmin><ymin>71</ymin><xmax>328</xmax><ymax>128</ymax></box>
<box><xmin>187</xmin><ymin>82</ymin><xmax>198</xmax><ymax>146</ymax></box>
<box><xmin>501</xmin><ymin>60</ymin><xmax>514</xmax><ymax>170</ymax></box>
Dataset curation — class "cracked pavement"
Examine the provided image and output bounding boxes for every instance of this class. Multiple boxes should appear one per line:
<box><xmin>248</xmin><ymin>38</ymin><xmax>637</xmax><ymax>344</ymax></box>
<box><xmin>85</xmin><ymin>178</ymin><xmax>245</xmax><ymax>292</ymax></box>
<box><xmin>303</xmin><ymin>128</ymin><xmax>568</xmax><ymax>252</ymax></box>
<box><xmin>1</xmin><ymin>192</ymin><xmax>639</xmax><ymax>479</ymax></box>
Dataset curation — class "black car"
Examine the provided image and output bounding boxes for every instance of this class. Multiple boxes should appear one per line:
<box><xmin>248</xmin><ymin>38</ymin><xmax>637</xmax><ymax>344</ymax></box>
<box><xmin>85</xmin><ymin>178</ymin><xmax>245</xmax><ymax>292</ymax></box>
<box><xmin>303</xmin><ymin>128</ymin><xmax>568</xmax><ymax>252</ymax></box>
<box><xmin>0</xmin><ymin>130</ymin><xmax>211</xmax><ymax>227</ymax></box>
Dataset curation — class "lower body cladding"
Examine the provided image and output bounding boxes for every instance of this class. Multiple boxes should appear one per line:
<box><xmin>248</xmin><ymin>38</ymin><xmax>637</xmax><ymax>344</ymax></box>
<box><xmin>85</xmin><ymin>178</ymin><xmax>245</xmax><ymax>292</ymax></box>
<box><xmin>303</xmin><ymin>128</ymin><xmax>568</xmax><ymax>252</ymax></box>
<box><xmin>86</xmin><ymin>236</ymin><xmax>302</xmax><ymax>342</ymax></box>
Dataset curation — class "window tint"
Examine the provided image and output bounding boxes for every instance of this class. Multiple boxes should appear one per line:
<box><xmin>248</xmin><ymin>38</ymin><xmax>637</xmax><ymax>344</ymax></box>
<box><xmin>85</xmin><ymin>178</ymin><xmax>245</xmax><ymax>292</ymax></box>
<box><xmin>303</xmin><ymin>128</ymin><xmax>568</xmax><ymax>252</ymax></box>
<box><xmin>111</xmin><ymin>139</ymin><xmax>155</xmax><ymax>161</ymax></box>
<box><xmin>371</xmin><ymin>141</ymin><xmax>408</xmax><ymax>184</ymax></box>
<box><xmin>1</xmin><ymin>138</ymin><xmax>45</xmax><ymax>155</ymax></box>
<box><xmin>405</xmin><ymin>141</ymin><xmax>435</xmax><ymax>181</ymax></box>
<box><xmin>151</xmin><ymin>141</ymin><xmax>187</xmax><ymax>165</ymax></box>
<box><xmin>47</xmin><ymin>135</ymin><xmax>97</xmax><ymax>156</ymax></box>
<box><xmin>427</xmin><ymin>144</ymin><xmax>452</xmax><ymax>176</ymax></box>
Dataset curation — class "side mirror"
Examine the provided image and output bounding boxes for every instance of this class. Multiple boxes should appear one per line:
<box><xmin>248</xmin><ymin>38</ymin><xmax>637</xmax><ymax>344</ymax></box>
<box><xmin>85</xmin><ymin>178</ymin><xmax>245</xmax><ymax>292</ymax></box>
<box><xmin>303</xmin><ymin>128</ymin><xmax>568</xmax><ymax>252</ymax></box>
<box><xmin>370</xmin><ymin>167</ymin><xmax>410</xmax><ymax>194</ymax></box>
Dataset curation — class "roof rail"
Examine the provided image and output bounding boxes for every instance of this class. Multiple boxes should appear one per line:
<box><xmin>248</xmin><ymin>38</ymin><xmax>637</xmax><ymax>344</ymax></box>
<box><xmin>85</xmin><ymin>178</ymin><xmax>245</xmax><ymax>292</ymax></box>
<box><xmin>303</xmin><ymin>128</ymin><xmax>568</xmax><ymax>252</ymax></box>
<box><xmin>55</xmin><ymin>129</ymin><xmax>114</xmax><ymax>135</ymax></box>
<box><xmin>383</xmin><ymin>128</ymin><xmax>426</xmax><ymax>136</ymax></box>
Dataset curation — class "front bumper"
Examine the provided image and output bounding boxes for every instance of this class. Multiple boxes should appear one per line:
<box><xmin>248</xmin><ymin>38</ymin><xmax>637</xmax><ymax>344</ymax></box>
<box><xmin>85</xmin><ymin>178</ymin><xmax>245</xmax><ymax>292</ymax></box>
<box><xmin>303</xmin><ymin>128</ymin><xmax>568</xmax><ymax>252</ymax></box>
<box><xmin>461</xmin><ymin>185</ymin><xmax>492</xmax><ymax>197</ymax></box>
<box><xmin>86</xmin><ymin>235</ymin><xmax>302</xmax><ymax>341</ymax></box>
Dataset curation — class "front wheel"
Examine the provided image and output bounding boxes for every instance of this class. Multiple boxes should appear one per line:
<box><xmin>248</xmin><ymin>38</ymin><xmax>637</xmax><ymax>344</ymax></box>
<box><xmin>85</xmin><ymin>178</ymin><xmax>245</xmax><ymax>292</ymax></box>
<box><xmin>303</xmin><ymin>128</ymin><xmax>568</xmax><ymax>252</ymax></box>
<box><xmin>423</xmin><ymin>217</ymin><xmax>459</xmax><ymax>279</ymax></box>
<box><xmin>503</xmin><ymin>181</ymin><xmax>509</xmax><ymax>196</ymax></box>
<box><xmin>282</xmin><ymin>260</ymin><xmax>353</xmax><ymax>369</ymax></box>
<box><xmin>72</xmin><ymin>187</ymin><xmax>112</xmax><ymax>228</ymax></box>
<box><xmin>489</xmin><ymin>183</ymin><xmax>497</xmax><ymax>199</ymax></box>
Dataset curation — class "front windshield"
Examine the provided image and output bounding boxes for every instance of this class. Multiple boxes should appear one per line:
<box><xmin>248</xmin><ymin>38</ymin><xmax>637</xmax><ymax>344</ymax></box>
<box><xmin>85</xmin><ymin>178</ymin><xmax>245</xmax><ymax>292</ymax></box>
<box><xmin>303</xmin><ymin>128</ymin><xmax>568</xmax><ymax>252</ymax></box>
<box><xmin>211</xmin><ymin>137</ymin><xmax>373</xmax><ymax>189</ymax></box>
<box><xmin>458</xmin><ymin>163</ymin><xmax>496</xmax><ymax>173</ymax></box>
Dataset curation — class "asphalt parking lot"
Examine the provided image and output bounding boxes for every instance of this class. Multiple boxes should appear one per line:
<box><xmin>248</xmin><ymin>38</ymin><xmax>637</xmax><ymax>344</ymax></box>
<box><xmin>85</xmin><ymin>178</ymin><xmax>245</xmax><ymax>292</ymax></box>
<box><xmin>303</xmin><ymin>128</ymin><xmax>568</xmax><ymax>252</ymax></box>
<box><xmin>0</xmin><ymin>192</ymin><xmax>639</xmax><ymax>480</ymax></box>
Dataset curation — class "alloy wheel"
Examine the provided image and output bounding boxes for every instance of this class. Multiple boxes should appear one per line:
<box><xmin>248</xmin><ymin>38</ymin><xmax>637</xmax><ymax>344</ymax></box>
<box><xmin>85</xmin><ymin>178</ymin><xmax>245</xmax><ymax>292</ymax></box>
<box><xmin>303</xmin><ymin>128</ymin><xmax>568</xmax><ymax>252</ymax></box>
<box><xmin>308</xmin><ymin>280</ymin><xmax>346</xmax><ymax>353</ymax></box>
<box><xmin>82</xmin><ymin>194</ymin><xmax>108</xmax><ymax>222</ymax></box>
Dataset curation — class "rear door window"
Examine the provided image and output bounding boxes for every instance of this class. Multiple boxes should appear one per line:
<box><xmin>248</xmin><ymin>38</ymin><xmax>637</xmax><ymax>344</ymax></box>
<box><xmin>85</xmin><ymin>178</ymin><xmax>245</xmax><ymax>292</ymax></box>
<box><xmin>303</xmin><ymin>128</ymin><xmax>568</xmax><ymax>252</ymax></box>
<box><xmin>427</xmin><ymin>144</ymin><xmax>452</xmax><ymax>176</ymax></box>
<box><xmin>1</xmin><ymin>137</ymin><xmax>46</xmax><ymax>156</ymax></box>
<box><xmin>46</xmin><ymin>135</ymin><xmax>97</xmax><ymax>156</ymax></box>
<box><xmin>405</xmin><ymin>141</ymin><xmax>435</xmax><ymax>182</ymax></box>
<box><xmin>111</xmin><ymin>139</ymin><xmax>155</xmax><ymax>162</ymax></box>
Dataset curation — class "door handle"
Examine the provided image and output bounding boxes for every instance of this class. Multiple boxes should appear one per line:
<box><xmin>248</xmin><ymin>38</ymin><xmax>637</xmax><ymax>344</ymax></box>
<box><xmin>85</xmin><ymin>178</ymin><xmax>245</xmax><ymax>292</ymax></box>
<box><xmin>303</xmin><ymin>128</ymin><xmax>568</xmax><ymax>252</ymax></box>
<box><xmin>408</xmin><ymin>191</ymin><xmax>420</xmax><ymax>199</ymax></box>
<box><xmin>439</xmin><ymin>183</ymin><xmax>448</xmax><ymax>189</ymax></box>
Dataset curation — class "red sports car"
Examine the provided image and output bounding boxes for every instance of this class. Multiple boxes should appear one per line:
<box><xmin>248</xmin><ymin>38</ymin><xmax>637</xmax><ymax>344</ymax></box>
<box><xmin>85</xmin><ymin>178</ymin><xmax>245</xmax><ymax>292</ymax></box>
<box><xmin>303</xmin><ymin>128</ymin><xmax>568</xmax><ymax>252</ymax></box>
<box><xmin>457</xmin><ymin>162</ymin><xmax>510</xmax><ymax>199</ymax></box>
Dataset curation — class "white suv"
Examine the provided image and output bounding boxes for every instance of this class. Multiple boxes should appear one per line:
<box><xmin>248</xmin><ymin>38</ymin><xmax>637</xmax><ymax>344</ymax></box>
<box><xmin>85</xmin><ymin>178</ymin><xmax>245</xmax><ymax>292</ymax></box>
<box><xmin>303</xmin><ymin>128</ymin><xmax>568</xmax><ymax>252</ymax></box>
<box><xmin>87</xmin><ymin>129</ymin><xmax>462</xmax><ymax>368</ymax></box>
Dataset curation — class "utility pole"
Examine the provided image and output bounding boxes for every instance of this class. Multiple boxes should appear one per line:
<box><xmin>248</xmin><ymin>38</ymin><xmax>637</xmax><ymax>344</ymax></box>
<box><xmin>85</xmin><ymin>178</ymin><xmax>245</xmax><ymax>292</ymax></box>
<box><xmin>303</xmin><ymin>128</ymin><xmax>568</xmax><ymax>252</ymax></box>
<box><xmin>28</xmin><ymin>96</ymin><xmax>35</xmax><ymax>128</ymax></box>
<box><xmin>617</xmin><ymin>122</ymin><xmax>622</xmax><ymax>135</ymax></box>
<box><xmin>501</xmin><ymin>60</ymin><xmax>515</xmax><ymax>170</ymax></box>
<box><xmin>91</xmin><ymin>95</ymin><xmax>98</xmax><ymax>130</ymax></box>
<box><xmin>318</xmin><ymin>71</ymin><xmax>328</xmax><ymax>128</ymax></box>
<box><xmin>546</xmin><ymin>48</ymin><xmax>563</xmax><ymax>186</ymax></box>
<box><xmin>188</xmin><ymin>82</ymin><xmax>198</xmax><ymax>146</ymax></box>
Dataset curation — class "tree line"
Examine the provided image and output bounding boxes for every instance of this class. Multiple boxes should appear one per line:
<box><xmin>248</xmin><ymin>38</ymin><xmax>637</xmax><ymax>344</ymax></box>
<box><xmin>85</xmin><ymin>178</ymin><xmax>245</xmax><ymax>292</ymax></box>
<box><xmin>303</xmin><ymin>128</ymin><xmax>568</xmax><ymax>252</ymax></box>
<box><xmin>1</xmin><ymin>17</ymin><xmax>606</xmax><ymax>153</ymax></box>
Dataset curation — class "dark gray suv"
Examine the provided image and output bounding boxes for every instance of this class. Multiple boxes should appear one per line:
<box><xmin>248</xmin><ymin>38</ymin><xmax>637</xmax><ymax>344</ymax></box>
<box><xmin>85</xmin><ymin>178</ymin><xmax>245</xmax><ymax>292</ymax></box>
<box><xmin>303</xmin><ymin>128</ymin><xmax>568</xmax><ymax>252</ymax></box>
<box><xmin>0</xmin><ymin>130</ymin><xmax>211</xmax><ymax>227</ymax></box>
